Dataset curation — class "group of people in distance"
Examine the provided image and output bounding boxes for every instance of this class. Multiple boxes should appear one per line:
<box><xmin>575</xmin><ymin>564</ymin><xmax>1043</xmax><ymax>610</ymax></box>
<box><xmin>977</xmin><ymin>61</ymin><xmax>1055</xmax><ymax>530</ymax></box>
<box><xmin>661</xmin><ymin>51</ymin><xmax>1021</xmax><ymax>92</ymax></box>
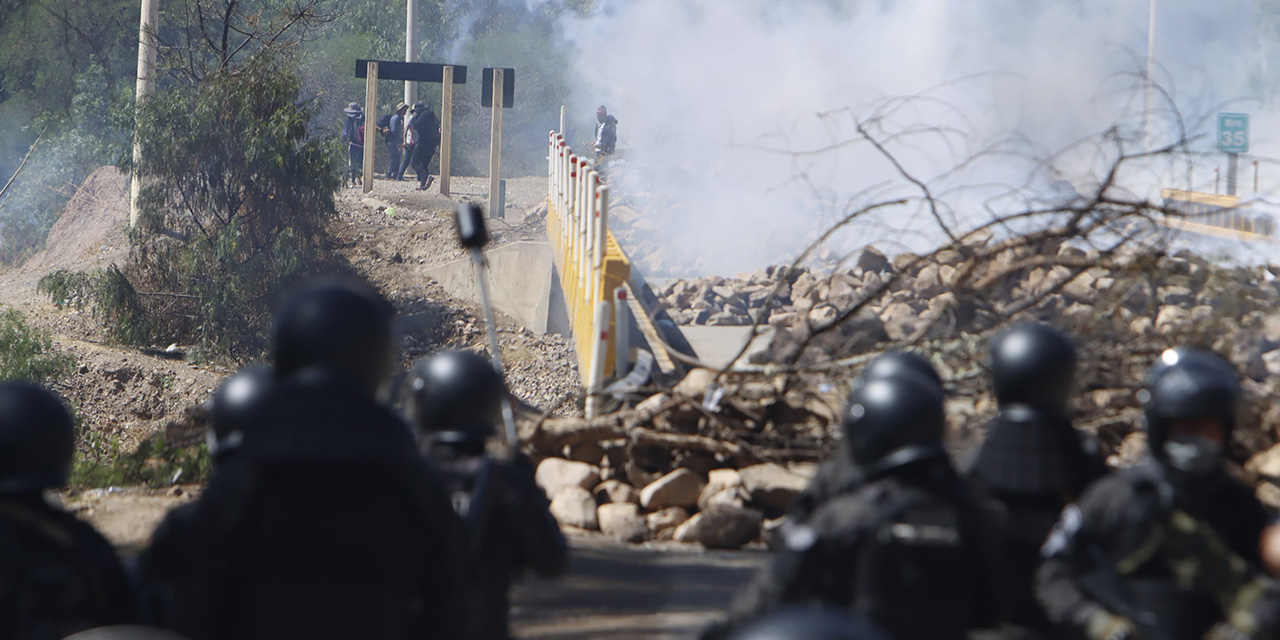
<box><xmin>705</xmin><ymin>323</ymin><xmax>1280</xmax><ymax>640</ymax></box>
<box><xmin>0</xmin><ymin>277</ymin><xmax>565</xmax><ymax>639</ymax></box>
<box><xmin>343</xmin><ymin>100</ymin><xmax>441</xmax><ymax>191</ymax></box>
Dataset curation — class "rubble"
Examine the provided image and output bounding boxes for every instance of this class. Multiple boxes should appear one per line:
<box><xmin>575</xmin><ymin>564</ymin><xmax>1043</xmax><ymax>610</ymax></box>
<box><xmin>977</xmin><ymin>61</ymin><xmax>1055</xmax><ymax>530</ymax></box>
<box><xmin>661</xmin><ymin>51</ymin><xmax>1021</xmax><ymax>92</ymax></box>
<box><xmin>523</xmin><ymin>241</ymin><xmax>1280</xmax><ymax>549</ymax></box>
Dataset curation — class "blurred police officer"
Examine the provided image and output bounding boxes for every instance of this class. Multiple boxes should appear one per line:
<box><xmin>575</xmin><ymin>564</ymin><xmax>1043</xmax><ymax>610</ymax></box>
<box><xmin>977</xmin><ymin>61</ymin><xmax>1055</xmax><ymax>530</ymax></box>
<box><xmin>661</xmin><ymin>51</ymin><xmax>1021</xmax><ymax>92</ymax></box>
<box><xmin>967</xmin><ymin>323</ymin><xmax>1107</xmax><ymax>638</ymax></box>
<box><xmin>725</xmin><ymin>607</ymin><xmax>890</xmax><ymax>640</ymax></box>
<box><xmin>786</xmin><ymin>351</ymin><xmax>942</xmax><ymax>525</ymax></box>
<box><xmin>709</xmin><ymin>369</ymin><xmax>1001</xmax><ymax>640</ymax></box>
<box><xmin>138</xmin><ymin>365</ymin><xmax>275</xmax><ymax>625</ymax></box>
<box><xmin>1037</xmin><ymin>348</ymin><xmax>1280</xmax><ymax>640</ymax></box>
<box><xmin>0</xmin><ymin>381</ymin><xmax>143</xmax><ymax>637</ymax></box>
<box><xmin>407</xmin><ymin>350</ymin><xmax>568</xmax><ymax>640</ymax></box>
<box><xmin>147</xmin><ymin>278</ymin><xmax>473</xmax><ymax>640</ymax></box>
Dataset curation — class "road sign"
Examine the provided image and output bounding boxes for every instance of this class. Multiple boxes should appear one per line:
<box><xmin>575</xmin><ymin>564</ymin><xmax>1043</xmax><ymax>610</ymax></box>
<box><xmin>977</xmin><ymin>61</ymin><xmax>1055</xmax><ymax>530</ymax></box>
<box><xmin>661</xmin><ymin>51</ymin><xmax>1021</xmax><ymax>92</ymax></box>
<box><xmin>1218</xmin><ymin>113</ymin><xmax>1249</xmax><ymax>153</ymax></box>
<box><xmin>355</xmin><ymin>60</ymin><xmax>468</xmax><ymax>83</ymax></box>
<box><xmin>481</xmin><ymin>68</ymin><xmax>515</xmax><ymax>108</ymax></box>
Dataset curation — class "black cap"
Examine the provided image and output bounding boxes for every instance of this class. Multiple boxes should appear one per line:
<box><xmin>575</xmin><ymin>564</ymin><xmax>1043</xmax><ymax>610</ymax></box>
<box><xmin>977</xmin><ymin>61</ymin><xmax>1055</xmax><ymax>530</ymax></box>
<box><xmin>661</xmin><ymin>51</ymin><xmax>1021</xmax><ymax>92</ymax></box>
<box><xmin>1142</xmin><ymin>347</ymin><xmax>1240</xmax><ymax>451</ymax></box>
<box><xmin>270</xmin><ymin>278</ymin><xmax>395</xmax><ymax>398</ymax></box>
<box><xmin>726</xmin><ymin>608</ymin><xmax>890</xmax><ymax>640</ymax></box>
<box><xmin>843</xmin><ymin>370</ymin><xmax>946</xmax><ymax>474</ymax></box>
<box><xmin>988</xmin><ymin>322</ymin><xmax>1077</xmax><ymax>409</ymax></box>
<box><xmin>407</xmin><ymin>350</ymin><xmax>504</xmax><ymax>436</ymax></box>
<box><xmin>0</xmin><ymin>382</ymin><xmax>75</xmax><ymax>492</ymax></box>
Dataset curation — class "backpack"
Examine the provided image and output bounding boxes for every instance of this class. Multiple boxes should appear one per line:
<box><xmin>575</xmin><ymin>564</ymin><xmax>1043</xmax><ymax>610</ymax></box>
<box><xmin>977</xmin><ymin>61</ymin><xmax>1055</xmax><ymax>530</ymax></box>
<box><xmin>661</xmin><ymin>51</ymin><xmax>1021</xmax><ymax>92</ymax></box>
<box><xmin>376</xmin><ymin>113</ymin><xmax>393</xmax><ymax>138</ymax></box>
<box><xmin>346</xmin><ymin>117</ymin><xmax>364</xmax><ymax>146</ymax></box>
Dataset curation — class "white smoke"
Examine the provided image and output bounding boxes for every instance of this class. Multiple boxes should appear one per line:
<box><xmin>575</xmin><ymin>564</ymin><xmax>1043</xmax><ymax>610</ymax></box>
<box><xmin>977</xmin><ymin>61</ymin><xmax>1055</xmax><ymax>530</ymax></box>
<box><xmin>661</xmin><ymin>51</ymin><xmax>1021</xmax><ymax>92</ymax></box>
<box><xmin>557</xmin><ymin>0</ymin><xmax>1279</xmax><ymax>274</ymax></box>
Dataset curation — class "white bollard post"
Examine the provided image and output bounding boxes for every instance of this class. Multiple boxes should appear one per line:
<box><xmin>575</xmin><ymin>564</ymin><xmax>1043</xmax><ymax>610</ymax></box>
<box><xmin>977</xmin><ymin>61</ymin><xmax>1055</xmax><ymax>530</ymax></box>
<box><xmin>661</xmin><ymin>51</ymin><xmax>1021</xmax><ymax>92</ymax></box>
<box><xmin>585</xmin><ymin>301</ymin><xmax>610</xmax><ymax>419</ymax></box>
<box><xmin>615</xmin><ymin>286</ymin><xmax>630</xmax><ymax>379</ymax></box>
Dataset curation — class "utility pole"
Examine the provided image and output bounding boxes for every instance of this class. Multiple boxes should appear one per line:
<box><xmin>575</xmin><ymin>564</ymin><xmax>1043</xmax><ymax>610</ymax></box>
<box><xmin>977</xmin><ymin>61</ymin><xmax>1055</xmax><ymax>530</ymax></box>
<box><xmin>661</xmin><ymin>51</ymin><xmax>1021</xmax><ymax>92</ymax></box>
<box><xmin>1143</xmin><ymin>0</ymin><xmax>1155</xmax><ymax>151</ymax></box>
<box><xmin>405</xmin><ymin>0</ymin><xmax>418</xmax><ymax>105</ymax></box>
<box><xmin>130</xmin><ymin>0</ymin><xmax>159</xmax><ymax>227</ymax></box>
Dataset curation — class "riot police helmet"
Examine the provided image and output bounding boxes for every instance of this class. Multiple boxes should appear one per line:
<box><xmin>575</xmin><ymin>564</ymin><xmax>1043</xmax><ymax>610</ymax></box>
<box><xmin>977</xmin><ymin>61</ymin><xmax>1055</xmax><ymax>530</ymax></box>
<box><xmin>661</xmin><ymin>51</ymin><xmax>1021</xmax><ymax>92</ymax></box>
<box><xmin>206</xmin><ymin>365</ymin><xmax>274</xmax><ymax>456</ymax></box>
<box><xmin>407</xmin><ymin>350</ymin><xmax>505</xmax><ymax>436</ymax></box>
<box><xmin>0</xmin><ymin>382</ymin><xmax>75</xmax><ymax>492</ymax></box>
<box><xmin>860</xmin><ymin>351</ymin><xmax>941</xmax><ymax>387</ymax></box>
<box><xmin>842</xmin><ymin>369</ymin><xmax>946</xmax><ymax>475</ymax></box>
<box><xmin>988</xmin><ymin>322</ymin><xmax>1077</xmax><ymax>409</ymax></box>
<box><xmin>725</xmin><ymin>607</ymin><xmax>891</xmax><ymax>640</ymax></box>
<box><xmin>270</xmin><ymin>278</ymin><xmax>395</xmax><ymax>398</ymax></box>
<box><xmin>1141</xmin><ymin>347</ymin><xmax>1239</xmax><ymax>473</ymax></box>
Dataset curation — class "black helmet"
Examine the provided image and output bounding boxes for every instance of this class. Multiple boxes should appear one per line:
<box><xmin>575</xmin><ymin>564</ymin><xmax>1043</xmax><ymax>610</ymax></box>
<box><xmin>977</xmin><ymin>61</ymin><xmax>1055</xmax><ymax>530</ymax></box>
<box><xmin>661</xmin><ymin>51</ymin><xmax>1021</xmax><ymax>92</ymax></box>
<box><xmin>860</xmin><ymin>351</ymin><xmax>942</xmax><ymax>387</ymax></box>
<box><xmin>843</xmin><ymin>370</ymin><xmax>946</xmax><ymax>476</ymax></box>
<box><xmin>1141</xmin><ymin>348</ymin><xmax>1239</xmax><ymax>472</ymax></box>
<box><xmin>988</xmin><ymin>322</ymin><xmax>1077</xmax><ymax>409</ymax></box>
<box><xmin>270</xmin><ymin>278</ymin><xmax>395</xmax><ymax>398</ymax></box>
<box><xmin>726</xmin><ymin>608</ymin><xmax>890</xmax><ymax>640</ymax></box>
<box><xmin>0</xmin><ymin>382</ymin><xmax>75</xmax><ymax>492</ymax></box>
<box><xmin>64</xmin><ymin>627</ymin><xmax>193</xmax><ymax>640</ymax></box>
<box><xmin>206</xmin><ymin>366</ymin><xmax>274</xmax><ymax>457</ymax></box>
<box><xmin>407</xmin><ymin>350</ymin><xmax>504</xmax><ymax>436</ymax></box>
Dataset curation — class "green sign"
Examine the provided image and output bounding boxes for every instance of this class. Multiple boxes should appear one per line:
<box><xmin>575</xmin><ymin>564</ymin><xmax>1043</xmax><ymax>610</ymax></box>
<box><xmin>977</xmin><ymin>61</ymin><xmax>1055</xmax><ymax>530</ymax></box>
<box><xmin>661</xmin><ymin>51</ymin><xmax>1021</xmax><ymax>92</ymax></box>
<box><xmin>1217</xmin><ymin>112</ymin><xmax>1249</xmax><ymax>153</ymax></box>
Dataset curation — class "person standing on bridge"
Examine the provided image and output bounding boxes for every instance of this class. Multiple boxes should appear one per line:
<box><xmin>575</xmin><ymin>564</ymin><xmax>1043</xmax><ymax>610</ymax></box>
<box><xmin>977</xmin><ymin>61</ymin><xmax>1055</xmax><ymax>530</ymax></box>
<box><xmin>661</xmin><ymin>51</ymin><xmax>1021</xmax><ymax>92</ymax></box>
<box><xmin>410</xmin><ymin>101</ymin><xmax>440</xmax><ymax>191</ymax></box>
<box><xmin>407</xmin><ymin>350</ymin><xmax>568</xmax><ymax>640</ymax></box>
<box><xmin>593</xmin><ymin>105</ymin><xmax>617</xmax><ymax>157</ymax></box>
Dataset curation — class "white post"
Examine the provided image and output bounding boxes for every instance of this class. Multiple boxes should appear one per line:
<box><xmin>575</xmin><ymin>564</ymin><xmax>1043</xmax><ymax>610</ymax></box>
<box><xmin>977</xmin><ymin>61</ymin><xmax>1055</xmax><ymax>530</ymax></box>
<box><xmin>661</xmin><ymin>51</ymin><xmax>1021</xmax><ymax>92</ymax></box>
<box><xmin>405</xmin><ymin>0</ymin><xmax>418</xmax><ymax>105</ymax></box>
<box><xmin>614</xmin><ymin>286</ymin><xmax>630</xmax><ymax>379</ymax></box>
<box><xmin>130</xmin><ymin>0</ymin><xmax>159</xmax><ymax>228</ymax></box>
<box><xmin>585</xmin><ymin>301</ymin><xmax>610</xmax><ymax>419</ymax></box>
<box><xmin>560</xmin><ymin>105</ymin><xmax>566</xmax><ymax>141</ymax></box>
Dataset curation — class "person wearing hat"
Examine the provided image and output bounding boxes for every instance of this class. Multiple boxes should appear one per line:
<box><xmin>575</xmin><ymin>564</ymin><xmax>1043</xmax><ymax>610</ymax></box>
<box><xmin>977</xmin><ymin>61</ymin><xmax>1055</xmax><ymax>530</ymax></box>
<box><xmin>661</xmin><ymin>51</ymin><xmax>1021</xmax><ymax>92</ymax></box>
<box><xmin>341</xmin><ymin>102</ymin><xmax>365</xmax><ymax>188</ymax></box>
<box><xmin>409</xmin><ymin>100</ymin><xmax>440</xmax><ymax>191</ymax></box>
<box><xmin>381</xmin><ymin>102</ymin><xmax>409</xmax><ymax>180</ymax></box>
<box><xmin>397</xmin><ymin>102</ymin><xmax>418</xmax><ymax>181</ymax></box>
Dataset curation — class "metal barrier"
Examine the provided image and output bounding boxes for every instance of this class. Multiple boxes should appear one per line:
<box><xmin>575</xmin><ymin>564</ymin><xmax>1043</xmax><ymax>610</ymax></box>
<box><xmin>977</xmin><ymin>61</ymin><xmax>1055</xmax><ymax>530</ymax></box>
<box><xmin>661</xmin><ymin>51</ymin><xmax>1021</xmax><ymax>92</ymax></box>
<box><xmin>546</xmin><ymin>131</ymin><xmax>631</xmax><ymax>417</ymax></box>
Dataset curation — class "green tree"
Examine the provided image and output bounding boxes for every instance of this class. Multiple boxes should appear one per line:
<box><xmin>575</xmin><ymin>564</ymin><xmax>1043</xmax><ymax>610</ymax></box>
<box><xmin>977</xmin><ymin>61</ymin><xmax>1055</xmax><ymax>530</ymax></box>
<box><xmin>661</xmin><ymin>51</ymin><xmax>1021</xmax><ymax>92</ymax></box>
<box><xmin>119</xmin><ymin>56</ymin><xmax>340</xmax><ymax>360</ymax></box>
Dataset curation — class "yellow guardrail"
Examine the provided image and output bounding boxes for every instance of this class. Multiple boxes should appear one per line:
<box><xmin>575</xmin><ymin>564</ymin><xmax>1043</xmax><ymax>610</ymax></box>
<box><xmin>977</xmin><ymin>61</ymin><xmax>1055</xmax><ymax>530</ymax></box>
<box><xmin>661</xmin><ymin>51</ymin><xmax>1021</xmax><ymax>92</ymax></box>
<box><xmin>546</xmin><ymin>131</ymin><xmax>631</xmax><ymax>417</ymax></box>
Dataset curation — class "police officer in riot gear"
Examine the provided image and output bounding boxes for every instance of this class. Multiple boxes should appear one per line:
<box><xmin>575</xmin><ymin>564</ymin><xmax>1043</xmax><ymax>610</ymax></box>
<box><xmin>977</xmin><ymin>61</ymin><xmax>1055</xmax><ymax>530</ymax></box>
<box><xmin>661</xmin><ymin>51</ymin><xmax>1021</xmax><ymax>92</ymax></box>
<box><xmin>968</xmin><ymin>322</ymin><xmax>1107</xmax><ymax>637</ymax></box>
<box><xmin>139</xmin><ymin>365</ymin><xmax>276</xmax><ymax>624</ymax></box>
<box><xmin>1036</xmin><ymin>348</ymin><xmax>1280</xmax><ymax>640</ymax></box>
<box><xmin>724</xmin><ymin>608</ymin><xmax>891</xmax><ymax>640</ymax></box>
<box><xmin>0</xmin><ymin>381</ymin><xmax>143</xmax><ymax>637</ymax></box>
<box><xmin>786</xmin><ymin>351</ymin><xmax>942</xmax><ymax>525</ymax></box>
<box><xmin>144</xmin><ymin>278</ymin><xmax>473</xmax><ymax>640</ymax></box>
<box><xmin>407</xmin><ymin>350</ymin><xmax>568</xmax><ymax>640</ymax></box>
<box><xmin>708</xmin><ymin>369</ymin><xmax>1001</xmax><ymax>640</ymax></box>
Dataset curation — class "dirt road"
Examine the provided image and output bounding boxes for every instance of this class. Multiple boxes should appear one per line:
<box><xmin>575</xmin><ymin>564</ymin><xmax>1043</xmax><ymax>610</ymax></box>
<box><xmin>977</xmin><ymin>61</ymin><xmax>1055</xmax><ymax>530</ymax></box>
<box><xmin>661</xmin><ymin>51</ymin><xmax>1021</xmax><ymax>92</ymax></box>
<box><xmin>513</xmin><ymin>535</ymin><xmax>765</xmax><ymax>640</ymax></box>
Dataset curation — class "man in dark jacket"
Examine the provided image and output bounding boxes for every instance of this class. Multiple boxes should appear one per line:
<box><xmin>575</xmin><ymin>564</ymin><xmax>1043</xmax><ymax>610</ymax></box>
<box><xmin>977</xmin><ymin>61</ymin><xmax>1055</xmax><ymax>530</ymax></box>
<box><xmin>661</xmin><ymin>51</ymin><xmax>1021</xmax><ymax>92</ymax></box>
<box><xmin>342</xmin><ymin>102</ymin><xmax>364</xmax><ymax>188</ymax></box>
<box><xmin>967</xmin><ymin>323</ymin><xmax>1108</xmax><ymax>638</ymax></box>
<box><xmin>144</xmin><ymin>279</ymin><xmax>474</xmax><ymax>640</ymax></box>
<box><xmin>593</xmin><ymin>105</ymin><xmax>618</xmax><ymax>155</ymax></box>
<box><xmin>707</xmin><ymin>369</ymin><xmax>1002</xmax><ymax>640</ymax></box>
<box><xmin>384</xmin><ymin>102</ymin><xmax>408</xmax><ymax>180</ymax></box>
<box><xmin>1036</xmin><ymin>348</ymin><xmax>1280</xmax><ymax>640</ymax></box>
<box><xmin>410</xmin><ymin>101</ymin><xmax>440</xmax><ymax>191</ymax></box>
<box><xmin>407</xmin><ymin>350</ymin><xmax>568</xmax><ymax>639</ymax></box>
<box><xmin>0</xmin><ymin>382</ymin><xmax>143</xmax><ymax>638</ymax></box>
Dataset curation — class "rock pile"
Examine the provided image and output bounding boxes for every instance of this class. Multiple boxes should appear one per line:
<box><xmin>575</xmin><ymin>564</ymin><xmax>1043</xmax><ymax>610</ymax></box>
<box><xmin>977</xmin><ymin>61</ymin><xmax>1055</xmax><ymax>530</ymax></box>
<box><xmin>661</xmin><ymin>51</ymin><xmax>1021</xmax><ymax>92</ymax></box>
<box><xmin>530</xmin><ymin>239</ymin><xmax>1280</xmax><ymax>546</ymax></box>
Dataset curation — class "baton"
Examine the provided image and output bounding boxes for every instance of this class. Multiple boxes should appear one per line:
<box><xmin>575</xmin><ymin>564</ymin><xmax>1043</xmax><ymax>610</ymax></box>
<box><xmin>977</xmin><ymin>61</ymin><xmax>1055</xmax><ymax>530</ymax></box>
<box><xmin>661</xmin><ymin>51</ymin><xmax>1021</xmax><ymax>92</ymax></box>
<box><xmin>454</xmin><ymin>203</ymin><xmax>519</xmax><ymax>447</ymax></box>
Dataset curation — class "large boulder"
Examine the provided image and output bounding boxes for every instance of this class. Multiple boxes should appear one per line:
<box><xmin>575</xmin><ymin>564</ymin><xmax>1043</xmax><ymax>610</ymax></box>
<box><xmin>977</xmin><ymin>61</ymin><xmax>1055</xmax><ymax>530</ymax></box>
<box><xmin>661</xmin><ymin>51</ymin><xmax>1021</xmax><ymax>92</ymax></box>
<box><xmin>646</xmin><ymin>506</ymin><xmax>691</xmax><ymax>537</ymax></box>
<box><xmin>594</xmin><ymin>479</ymin><xmax>640</xmax><ymax>505</ymax></box>
<box><xmin>598</xmin><ymin>503</ymin><xmax>648</xmax><ymax>543</ymax></box>
<box><xmin>536</xmin><ymin>458</ymin><xmax>601</xmax><ymax>500</ymax></box>
<box><xmin>549</xmin><ymin>486</ymin><xmax>599</xmax><ymax>531</ymax></box>
<box><xmin>673</xmin><ymin>505</ymin><xmax>764</xmax><ymax>549</ymax></box>
<box><xmin>698</xmin><ymin>468</ymin><xmax>746</xmax><ymax>510</ymax></box>
<box><xmin>739</xmin><ymin>463</ymin><xmax>809</xmax><ymax>511</ymax></box>
<box><xmin>640</xmin><ymin>468</ymin><xmax>706</xmax><ymax>511</ymax></box>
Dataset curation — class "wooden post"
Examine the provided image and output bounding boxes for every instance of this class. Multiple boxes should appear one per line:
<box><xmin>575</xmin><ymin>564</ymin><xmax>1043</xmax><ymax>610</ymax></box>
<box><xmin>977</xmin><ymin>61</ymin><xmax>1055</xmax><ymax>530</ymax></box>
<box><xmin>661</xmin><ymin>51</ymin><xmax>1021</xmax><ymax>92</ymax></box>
<box><xmin>130</xmin><ymin>0</ymin><xmax>159</xmax><ymax>228</ymax></box>
<box><xmin>363</xmin><ymin>61</ymin><xmax>378</xmax><ymax>194</ymax></box>
<box><xmin>488</xmin><ymin>68</ymin><xmax>504</xmax><ymax>219</ymax></box>
<box><xmin>440</xmin><ymin>65</ymin><xmax>453</xmax><ymax>196</ymax></box>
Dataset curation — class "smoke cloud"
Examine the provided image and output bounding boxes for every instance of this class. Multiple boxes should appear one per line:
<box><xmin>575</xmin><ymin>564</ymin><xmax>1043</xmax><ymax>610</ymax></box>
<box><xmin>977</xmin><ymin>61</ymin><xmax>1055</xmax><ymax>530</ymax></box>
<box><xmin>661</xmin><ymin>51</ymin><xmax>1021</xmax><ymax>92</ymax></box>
<box><xmin>556</xmin><ymin>0</ymin><xmax>1278</xmax><ymax>274</ymax></box>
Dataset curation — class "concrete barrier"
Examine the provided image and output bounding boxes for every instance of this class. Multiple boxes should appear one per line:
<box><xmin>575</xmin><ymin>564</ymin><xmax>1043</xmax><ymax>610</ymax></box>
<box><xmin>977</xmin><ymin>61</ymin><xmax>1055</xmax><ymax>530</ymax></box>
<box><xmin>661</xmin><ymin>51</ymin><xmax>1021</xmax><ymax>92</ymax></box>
<box><xmin>423</xmin><ymin>241</ymin><xmax>561</xmax><ymax>334</ymax></box>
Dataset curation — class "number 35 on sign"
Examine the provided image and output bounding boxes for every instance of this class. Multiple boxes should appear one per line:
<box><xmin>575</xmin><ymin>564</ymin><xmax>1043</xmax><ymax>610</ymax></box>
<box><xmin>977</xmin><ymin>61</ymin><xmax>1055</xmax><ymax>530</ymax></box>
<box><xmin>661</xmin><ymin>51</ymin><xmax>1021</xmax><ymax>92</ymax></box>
<box><xmin>1218</xmin><ymin>113</ymin><xmax>1249</xmax><ymax>153</ymax></box>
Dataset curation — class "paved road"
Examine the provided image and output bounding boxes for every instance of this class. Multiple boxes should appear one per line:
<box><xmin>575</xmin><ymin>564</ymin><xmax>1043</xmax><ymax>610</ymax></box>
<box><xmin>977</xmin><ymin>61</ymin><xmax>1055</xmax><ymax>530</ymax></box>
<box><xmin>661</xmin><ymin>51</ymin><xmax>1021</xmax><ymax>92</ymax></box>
<box><xmin>512</xmin><ymin>535</ymin><xmax>768</xmax><ymax>640</ymax></box>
